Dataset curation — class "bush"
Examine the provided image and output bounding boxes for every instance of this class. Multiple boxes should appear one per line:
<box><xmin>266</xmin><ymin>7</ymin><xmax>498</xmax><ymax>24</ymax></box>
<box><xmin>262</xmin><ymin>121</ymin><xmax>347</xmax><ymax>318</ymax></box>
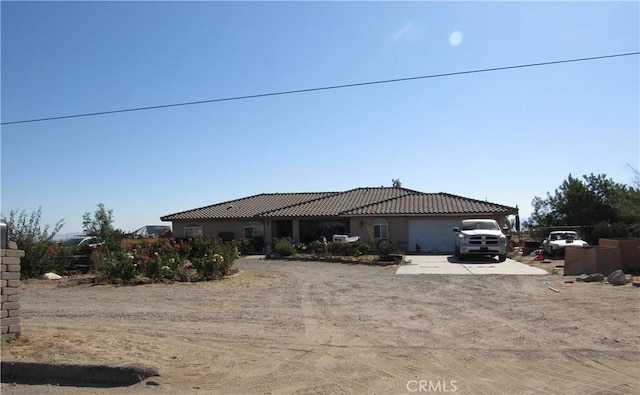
<box><xmin>192</xmin><ymin>253</ymin><xmax>225</xmax><ymax>279</ymax></box>
<box><xmin>235</xmin><ymin>239</ymin><xmax>253</xmax><ymax>255</ymax></box>
<box><xmin>93</xmin><ymin>251</ymin><xmax>137</xmax><ymax>282</ymax></box>
<box><xmin>377</xmin><ymin>240</ymin><xmax>399</xmax><ymax>262</ymax></box>
<box><xmin>590</xmin><ymin>222</ymin><xmax>633</xmax><ymax>245</ymax></box>
<box><xmin>307</xmin><ymin>240</ymin><xmax>327</xmax><ymax>254</ymax></box>
<box><xmin>327</xmin><ymin>242</ymin><xmax>350</xmax><ymax>255</ymax></box>
<box><xmin>89</xmin><ymin>236</ymin><xmax>235</xmax><ymax>283</ymax></box>
<box><xmin>274</xmin><ymin>238</ymin><xmax>295</xmax><ymax>257</ymax></box>
<box><xmin>1</xmin><ymin>207</ymin><xmax>64</xmax><ymax>278</ymax></box>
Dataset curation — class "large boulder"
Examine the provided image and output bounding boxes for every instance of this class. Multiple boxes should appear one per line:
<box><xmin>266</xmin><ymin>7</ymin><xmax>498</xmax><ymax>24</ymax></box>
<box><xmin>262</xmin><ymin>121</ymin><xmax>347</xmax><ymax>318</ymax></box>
<box><xmin>606</xmin><ymin>270</ymin><xmax>627</xmax><ymax>286</ymax></box>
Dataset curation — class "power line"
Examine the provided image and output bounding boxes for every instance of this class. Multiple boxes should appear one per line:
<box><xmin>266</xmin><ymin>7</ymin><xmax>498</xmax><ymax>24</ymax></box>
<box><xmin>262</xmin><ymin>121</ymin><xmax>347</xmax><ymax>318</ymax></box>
<box><xmin>2</xmin><ymin>51</ymin><xmax>638</xmax><ymax>126</ymax></box>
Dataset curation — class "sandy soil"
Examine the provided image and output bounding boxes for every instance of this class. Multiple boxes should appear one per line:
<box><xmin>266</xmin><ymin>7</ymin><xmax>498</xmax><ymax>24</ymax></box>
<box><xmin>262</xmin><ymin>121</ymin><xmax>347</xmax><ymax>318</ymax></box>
<box><xmin>2</xmin><ymin>256</ymin><xmax>639</xmax><ymax>394</ymax></box>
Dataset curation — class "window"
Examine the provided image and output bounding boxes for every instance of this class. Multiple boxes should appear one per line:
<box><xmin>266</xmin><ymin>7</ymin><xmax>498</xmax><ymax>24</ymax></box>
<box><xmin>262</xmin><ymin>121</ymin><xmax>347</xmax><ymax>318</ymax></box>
<box><xmin>373</xmin><ymin>219</ymin><xmax>388</xmax><ymax>239</ymax></box>
<box><xmin>184</xmin><ymin>223</ymin><xmax>203</xmax><ymax>238</ymax></box>
<box><xmin>244</xmin><ymin>221</ymin><xmax>264</xmax><ymax>239</ymax></box>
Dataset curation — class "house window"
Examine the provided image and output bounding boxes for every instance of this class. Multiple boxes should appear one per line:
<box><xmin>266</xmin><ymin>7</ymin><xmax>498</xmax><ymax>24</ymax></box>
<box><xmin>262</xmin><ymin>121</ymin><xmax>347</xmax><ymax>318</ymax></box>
<box><xmin>184</xmin><ymin>223</ymin><xmax>203</xmax><ymax>238</ymax></box>
<box><xmin>244</xmin><ymin>221</ymin><xmax>264</xmax><ymax>239</ymax></box>
<box><xmin>373</xmin><ymin>219</ymin><xmax>388</xmax><ymax>239</ymax></box>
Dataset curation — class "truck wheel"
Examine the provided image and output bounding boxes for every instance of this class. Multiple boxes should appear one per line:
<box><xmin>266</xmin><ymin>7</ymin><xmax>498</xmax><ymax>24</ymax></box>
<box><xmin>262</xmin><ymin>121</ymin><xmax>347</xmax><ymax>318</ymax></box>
<box><xmin>498</xmin><ymin>254</ymin><xmax>507</xmax><ymax>262</ymax></box>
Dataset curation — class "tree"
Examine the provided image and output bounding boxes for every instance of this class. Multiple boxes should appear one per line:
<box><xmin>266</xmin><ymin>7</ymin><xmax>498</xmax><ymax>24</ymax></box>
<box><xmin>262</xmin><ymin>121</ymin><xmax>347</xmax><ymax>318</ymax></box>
<box><xmin>628</xmin><ymin>163</ymin><xmax>640</xmax><ymax>188</ymax></box>
<box><xmin>1</xmin><ymin>207</ymin><xmax>64</xmax><ymax>277</ymax></box>
<box><xmin>526</xmin><ymin>174</ymin><xmax>640</xmax><ymax>243</ymax></box>
<box><xmin>82</xmin><ymin>203</ymin><xmax>122</xmax><ymax>251</ymax></box>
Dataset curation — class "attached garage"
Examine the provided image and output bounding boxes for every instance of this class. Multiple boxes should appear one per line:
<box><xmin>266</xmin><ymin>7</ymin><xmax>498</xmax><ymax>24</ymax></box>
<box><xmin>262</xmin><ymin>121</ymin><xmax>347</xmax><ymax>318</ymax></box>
<box><xmin>408</xmin><ymin>219</ymin><xmax>461</xmax><ymax>253</ymax></box>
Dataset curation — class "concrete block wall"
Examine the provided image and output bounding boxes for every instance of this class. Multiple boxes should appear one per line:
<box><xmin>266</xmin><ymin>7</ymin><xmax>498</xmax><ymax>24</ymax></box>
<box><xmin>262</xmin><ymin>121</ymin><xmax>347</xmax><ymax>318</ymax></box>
<box><xmin>1</xmin><ymin>241</ymin><xmax>24</xmax><ymax>342</ymax></box>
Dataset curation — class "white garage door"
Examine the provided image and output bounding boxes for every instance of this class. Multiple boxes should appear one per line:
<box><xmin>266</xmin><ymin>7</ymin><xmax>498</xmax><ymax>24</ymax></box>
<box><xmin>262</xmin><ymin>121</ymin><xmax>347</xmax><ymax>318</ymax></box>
<box><xmin>408</xmin><ymin>219</ymin><xmax>460</xmax><ymax>253</ymax></box>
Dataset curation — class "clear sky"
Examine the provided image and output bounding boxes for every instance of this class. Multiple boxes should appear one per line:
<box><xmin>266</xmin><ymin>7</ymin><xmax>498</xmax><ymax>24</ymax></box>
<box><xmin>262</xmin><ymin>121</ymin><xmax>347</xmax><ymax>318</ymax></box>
<box><xmin>1</xmin><ymin>1</ymin><xmax>639</xmax><ymax>236</ymax></box>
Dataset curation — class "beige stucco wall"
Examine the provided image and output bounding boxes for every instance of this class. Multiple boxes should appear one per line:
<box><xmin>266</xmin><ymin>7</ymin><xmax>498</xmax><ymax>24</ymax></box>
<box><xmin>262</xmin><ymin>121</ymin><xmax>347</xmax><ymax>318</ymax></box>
<box><xmin>171</xmin><ymin>220</ymin><xmax>268</xmax><ymax>240</ymax></box>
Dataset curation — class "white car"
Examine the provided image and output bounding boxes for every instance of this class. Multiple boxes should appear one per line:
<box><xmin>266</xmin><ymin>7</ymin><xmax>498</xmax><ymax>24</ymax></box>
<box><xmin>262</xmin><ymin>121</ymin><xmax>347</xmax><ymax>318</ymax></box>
<box><xmin>542</xmin><ymin>231</ymin><xmax>588</xmax><ymax>256</ymax></box>
<box><xmin>453</xmin><ymin>219</ymin><xmax>508</xmax><ymax>262</ymax></box>
<box><xmin>60</xmin><ymin>236</ymin><xmax>103</xmax><ymax>249</ymax></box>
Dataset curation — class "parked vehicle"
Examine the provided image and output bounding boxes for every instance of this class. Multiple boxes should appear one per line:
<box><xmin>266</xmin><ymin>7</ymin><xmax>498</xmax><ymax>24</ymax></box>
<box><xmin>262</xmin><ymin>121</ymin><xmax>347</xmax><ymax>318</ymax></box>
<box><xmin>57</xmin><ymin>236</ymin><xmax>102</xmax><ymax>273</ymax></box>
<box><xmin>453</xmin><ymin>219</ymin><xmax>508</xmax><ymax>262</ymax></box>
<box><xmin>542</xmin><ymin>231</ymin><xmax>588</xmax><ymax>257</ymax></box>
<box><xmin>332</xmin><ymin>234</ymin><xmax>360</xmax><ymax>243</ymax></box>
<box><xmin>60</xmin><ymin>236</ymin><xmax>103</xmax><ymax>249</ymax></box>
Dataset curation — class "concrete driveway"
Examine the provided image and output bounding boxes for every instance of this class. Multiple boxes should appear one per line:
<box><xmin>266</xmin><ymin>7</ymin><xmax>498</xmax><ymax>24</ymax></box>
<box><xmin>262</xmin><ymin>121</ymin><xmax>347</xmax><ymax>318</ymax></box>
<box><xmin>396</xmin><ymin>254</ymin><xmax>548</xmax><ymax>275</ymax></box>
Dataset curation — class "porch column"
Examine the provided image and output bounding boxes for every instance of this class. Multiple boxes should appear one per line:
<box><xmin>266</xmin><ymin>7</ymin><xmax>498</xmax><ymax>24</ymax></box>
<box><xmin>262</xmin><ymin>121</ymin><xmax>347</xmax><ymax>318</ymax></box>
<box><xmin>292</xmin><ymin>219</ymin><xmax>300</xmax><ymax>243</ymax></box>
<box><xmin>264</xmin><ymin>220</ymin><xmax>273</xmax><ymax>245</ymax></box>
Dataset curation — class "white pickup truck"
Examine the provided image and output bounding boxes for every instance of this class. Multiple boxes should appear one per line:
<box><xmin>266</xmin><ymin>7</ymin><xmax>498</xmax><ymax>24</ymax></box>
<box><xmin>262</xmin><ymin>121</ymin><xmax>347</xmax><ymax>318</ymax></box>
<box><xmin>453</xmin><ymin>219</ymin><xmax>508</xmax><ymax>262</ymax></box>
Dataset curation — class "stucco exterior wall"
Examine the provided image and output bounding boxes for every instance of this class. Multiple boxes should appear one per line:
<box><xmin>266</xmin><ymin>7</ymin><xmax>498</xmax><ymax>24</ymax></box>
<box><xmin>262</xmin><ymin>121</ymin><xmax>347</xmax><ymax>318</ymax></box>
<box><xmin>171</xmin><ymin>220</ymin><xmax>268</xmax><ymax>240</ymax></box>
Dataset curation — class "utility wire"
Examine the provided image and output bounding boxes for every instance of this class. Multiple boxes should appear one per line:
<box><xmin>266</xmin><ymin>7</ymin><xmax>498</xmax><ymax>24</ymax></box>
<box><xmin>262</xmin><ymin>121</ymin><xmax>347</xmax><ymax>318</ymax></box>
<box><xmin>2</xmin><ymin>51</ymin><xmax>638</xmax><ymax>126</ymax></box>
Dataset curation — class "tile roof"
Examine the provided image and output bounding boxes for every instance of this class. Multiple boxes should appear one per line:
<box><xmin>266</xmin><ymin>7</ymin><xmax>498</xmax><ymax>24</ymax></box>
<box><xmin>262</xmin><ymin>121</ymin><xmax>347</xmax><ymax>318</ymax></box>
<box><xmin>160</xmin><ymin>187</ymin><xmax>517</xmax><ymax>221</ymax></box>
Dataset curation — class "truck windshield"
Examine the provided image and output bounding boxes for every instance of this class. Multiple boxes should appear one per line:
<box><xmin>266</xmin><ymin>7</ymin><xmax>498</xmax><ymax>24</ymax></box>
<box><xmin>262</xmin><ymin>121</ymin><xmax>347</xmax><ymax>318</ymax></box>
<box><xmin>461</xmin><ymin>221</ymin><xmax>498</xmax><ymax>231</ymax></box>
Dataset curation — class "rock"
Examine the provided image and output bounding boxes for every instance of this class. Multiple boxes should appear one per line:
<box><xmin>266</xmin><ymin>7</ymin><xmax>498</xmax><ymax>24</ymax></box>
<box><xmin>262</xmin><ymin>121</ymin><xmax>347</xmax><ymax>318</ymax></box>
<box><xmin>576</xmin><ymin>273</ymin><xmax>603</xmax><ymax>283</ymax></box>
<box><xmin>625</xmin><ymin>274</ymin><xmax>633</xmax><ymax>284</ymax></box>
<box><xmin>588</xmin><ymin>273</ymin><xmax>604</xmax><ymax>282</ymax></box>
<box><xmin>606</xmin><ymin>270</ymin><xmax>627</xmax><ymax>286</ymax></box>
<box><xmin>41</xmin><ymin>272</ymin><xmax>62</xmax><ymax>280</ymax></box>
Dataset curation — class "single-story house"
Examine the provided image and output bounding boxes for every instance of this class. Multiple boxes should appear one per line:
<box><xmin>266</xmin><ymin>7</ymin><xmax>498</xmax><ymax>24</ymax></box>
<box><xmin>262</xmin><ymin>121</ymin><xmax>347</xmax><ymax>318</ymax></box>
<box><xmin>160</xmin><ymin>187</ymin><xmax>518</xmax><ymax>253</ymax></box>
<box><xmin>127</xmin><ymin>225</ymin><xmax>172</xmax><ymax>239</ymax></box>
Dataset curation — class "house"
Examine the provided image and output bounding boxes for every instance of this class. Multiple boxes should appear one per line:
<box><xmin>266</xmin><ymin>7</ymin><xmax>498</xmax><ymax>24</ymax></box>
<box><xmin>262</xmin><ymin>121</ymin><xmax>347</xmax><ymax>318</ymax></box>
<box><xmin>127</xmin><ymin>225</ymin><xmax>172</xmax><ymax>239</ymax></box>
<box><xmin>160</xmin><ymin>187</ymin><xmax>517</xmax><ymax>253</ymax></box>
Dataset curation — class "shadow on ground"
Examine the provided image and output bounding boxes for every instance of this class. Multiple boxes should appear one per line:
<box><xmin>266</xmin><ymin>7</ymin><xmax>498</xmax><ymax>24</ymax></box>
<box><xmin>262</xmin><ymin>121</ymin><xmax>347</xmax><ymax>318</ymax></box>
<box><xmin>0</xmin><ymin>360</ymin><xmax>159</xmax><ymax>387</ymax></box>
<box><xmin>446</xmin><ymin>256</ymin><xmax>503</xmax><ymax>264</ymax></box>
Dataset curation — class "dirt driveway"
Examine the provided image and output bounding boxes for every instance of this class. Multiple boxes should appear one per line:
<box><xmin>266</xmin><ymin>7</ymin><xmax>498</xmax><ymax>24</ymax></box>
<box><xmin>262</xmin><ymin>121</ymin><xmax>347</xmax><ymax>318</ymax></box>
<box><xmin>2</xmin><ymin>257</ymin><xmax>639</xmax><ymax>394</ymax></box>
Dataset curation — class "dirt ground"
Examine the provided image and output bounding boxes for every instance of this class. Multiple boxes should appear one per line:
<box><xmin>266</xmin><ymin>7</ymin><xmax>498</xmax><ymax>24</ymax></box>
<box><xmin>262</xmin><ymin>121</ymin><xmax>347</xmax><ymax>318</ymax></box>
<box><xmin>2</xmin><ymin>256</ymin><xmax>639</xmax><ymax>394</ymax></box>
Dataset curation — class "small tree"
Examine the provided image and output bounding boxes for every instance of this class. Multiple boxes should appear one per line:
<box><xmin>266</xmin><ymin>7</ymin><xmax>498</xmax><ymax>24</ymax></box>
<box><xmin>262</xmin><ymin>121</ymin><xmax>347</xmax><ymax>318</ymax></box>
<box><xmin>82</xmin><ymin>203</ymin><xmax>122</xmax><ymax>251</ymax></box>
<box><xmin>525</xmin><ymin>173</ymin><xmax>640</xmax><ymax>242</ymax></box>
<box><xmin>1</xmin><ymin>207</ymin><xmax>64</xmax><ymax>277</ymax></box>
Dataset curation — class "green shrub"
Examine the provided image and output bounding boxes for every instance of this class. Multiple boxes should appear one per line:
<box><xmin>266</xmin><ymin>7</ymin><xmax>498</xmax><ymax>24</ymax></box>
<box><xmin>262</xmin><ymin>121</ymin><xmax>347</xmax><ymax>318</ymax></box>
<box><xmin>353</xmin><ymin>241</ymin><xmax>370</xmax><ymax>255</ymax></box>
<box><xmin>327</xmin><ymin>242</ymin><xmax>348</xmax><ymax>255</ymax></box>
<box><xmin>93</xmin><ymin>251</ymin><xmax>136</xmax><ymax>282</ymax></box>
<box><xmin>274</xmin><ymin>238</ymin><xmax>295</xmax><ymax>257</ymax></box>
<box><xmin>144</xmin><ymin>254</ymin><xmax>162</xmax><ymax>280</ymax></box>
<box><xmin>377</xmin><ymin>240</ymin><xmax>399</xmax><ymax>262</ymax></box>
<box><xmin>192</xmin><ymin>253</ymin><xmax>225</xmax><ymax>279</ymax></box>
<box><xmin>88</xmin><ymin>236</ymin><xmax>235</xmax><ymax>283</ymax></box>
<box><xmin>308</xmin><ymin>240</ymin><xmax>327</xmax><ymax>254</ymax></box>
<box><xmin>235</xmin><ymin>239</ymin><xmax>253</xmax><ymax>255</ymax></box>
<box><xmin>1</xmin><ymin>207</ymin><xmax>64</xmax><ymax>278</ymax></box>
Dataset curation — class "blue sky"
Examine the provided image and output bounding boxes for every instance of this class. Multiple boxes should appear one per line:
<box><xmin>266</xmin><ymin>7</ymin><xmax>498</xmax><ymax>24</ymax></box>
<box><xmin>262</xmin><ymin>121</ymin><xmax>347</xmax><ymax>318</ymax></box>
<box><xmin>2</xmin><ymin>1</ymin><xmax>639</xmax><ymax>236</ymax></box>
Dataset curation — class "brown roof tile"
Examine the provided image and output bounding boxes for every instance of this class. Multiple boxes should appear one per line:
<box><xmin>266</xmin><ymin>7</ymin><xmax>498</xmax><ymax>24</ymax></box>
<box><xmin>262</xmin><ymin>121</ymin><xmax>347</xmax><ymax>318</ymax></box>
<box><xmin>160</xmin><ymin>192</ymin><xmax>337</xmax><ymax>221</ymax></box>
<box><xmin>160</xmin><ymin>188</ymin><xmax>517</xmax><ymax>221</ymax></box>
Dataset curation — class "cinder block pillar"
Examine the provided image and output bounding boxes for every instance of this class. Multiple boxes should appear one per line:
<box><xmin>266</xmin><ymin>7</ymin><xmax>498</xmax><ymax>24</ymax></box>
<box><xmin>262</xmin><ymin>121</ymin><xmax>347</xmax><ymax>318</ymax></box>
<box><xmin>1</xmin><ymin>241</ymin><xmax>24</xmax><ymax>342</ymax></box>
